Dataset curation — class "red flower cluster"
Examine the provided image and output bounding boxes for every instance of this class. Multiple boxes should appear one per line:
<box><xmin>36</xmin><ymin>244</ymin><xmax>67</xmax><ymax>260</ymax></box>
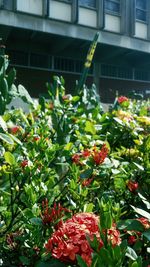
<box><xmin>128</xmin><ymin>235</ymin><xmax>137</xmax><ymax>245</ymax></box>
<box><xmin>137</xmin><ymin>217</ymin><xmax>150</xmax><ymax>229</ymax></box>
<box><xmin>21</xmin><ymin>160</ymin><xmax>28</xmax><ymax>168</ymax></box>
<box><xmin>41</xmin><ymin>199</ymin><xmax>70</xmax><ymax>226</ymax></box>
<box><xmin>82</xmin><ymin>177</ymin><xmax>94</xmax><ymax>187</ymax></box>
<box><xmin>33</xmin><ymin>136</ymin><xmax>40</xmax><ymax>142</ymax></box>
<box><xmin>117</xmin><ymin>96</ymin><xmax>129</xmax><ymax>104</ymax></box>
<box><xmin>82</xmin><ymin>149</ymin><xmax>91</xmax><ymax>158</ymax></box>
<box><xmin>72</xmin><ymin>154</ymin><xmax>80</xmax><ymax>164</ymax></box>
<box><xmin>127</xmin><ymin>180</ymin><xmax>138</xmax><ymax>192</ymax></box>
<box><xmin>45</xmin><ymin>212</ymin><xmax>121</xmax><ymax>266</ymax></box>
<box><xmin>71</xmin><ymin>145</ymin><xmax>108</xmax><ymax>166</ymax></box>
<box><xmin>106</xmin><ymin>225</ymin><xmax>121</xmax><ymax>247</ymax></box>
<box><xmin>10</xmin><ymin>126</ymin><xmax>20</xmax><ymax>134</ymax></box>
<box><xmin>92</xmin><ymin>144</ymin><xmax>108</xmax><ymax>165</ymax></box>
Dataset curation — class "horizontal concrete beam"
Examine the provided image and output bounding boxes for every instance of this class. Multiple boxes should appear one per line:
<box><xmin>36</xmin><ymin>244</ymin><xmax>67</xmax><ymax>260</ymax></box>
<box><xmin>1</xmin><ymin>10</ymin><xmax>150</xmax><ymax>54</ymax></box>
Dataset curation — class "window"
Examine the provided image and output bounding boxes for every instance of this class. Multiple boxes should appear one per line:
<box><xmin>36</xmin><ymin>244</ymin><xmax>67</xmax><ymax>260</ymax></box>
<box><xmin>8</xmin><ymin>51</ymin><xmax>28</xmax><ymax>66</ymax></box>
<box><xmin>30</xmin><ymin>53</ymin><xmax>49</xmax><ymax>69</ymax></box>
<box><xmin>79</xmin><ymin>0</ymin><xmax>96</xmax><ymax>8</ymax></box>
<box><xmin>105</xmin><ymin>0</ymin><xmax>120</xmax><ymax>14</ymax></box>
<box><xmin>136</xmin><ymin>0</ymin><xmax>147</xmax><ymax>22</ymax></box>
<box><xmin>101</xmin><ymin>64</ymin><xmax>133</xmax><ymax>80</ymax></box>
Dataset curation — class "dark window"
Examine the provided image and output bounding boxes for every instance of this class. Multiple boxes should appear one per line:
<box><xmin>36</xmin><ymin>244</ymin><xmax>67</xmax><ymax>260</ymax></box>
<box><xmin>136</xmin><ymin>0</ymin><xmax>147</xmax><ymax>22</ymax></box>
<box><xmin>134</xmin><ymin>69</ymin><xmax>150</xmax><ymax>81</ymax></box>
<box><xmin>101</xmin><ymin>64</ymin><xmax>133</xmax><ymax>80</ymax></box>
<box><xmin>136</xmin><ymin>0</ymin><xmax>146</xmax><ymax>9</ymax></box>
<box><xmin>8</xmin><ymin>51</ymin><xmax>28</xmax><ymax>66</ymax></box>
<box><xmin>105</xmin><ymin>0</ymin><xmax>120</xmax><ymax>13</ymax></box>
<box><xmin>0</xmin><ymin>0</ymin><xmax>13</xmax><ymax>10</ymax></box>
<box><xmin>54</xmin><ymin>57</ymin><xmax>75</xmax><ymax>72</ymax></box>
<box><xmin>30</xmin><ymin>53</ymin><xmax>49</xmax><ymax>68</ymax></box>
<box><xmin>79</xmin><ymin>0</ymin><xmax>96</xmax><ymax>8</ymax></box>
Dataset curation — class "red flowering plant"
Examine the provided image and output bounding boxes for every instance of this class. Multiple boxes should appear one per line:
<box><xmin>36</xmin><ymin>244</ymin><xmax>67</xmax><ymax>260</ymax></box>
<box><xmin>45</xmin><ymin>212</ymin><xmax>122</xmax><ymax>267</ymax></box>
<box><xmin>118</xmin><ymin>96</ymin><xmax>129</xmax><ymax>104</ymax></box>
<box><xmin>41</xmin><ymin>199</ymin><xmax>70</xmax><ymax>228</ymax></box>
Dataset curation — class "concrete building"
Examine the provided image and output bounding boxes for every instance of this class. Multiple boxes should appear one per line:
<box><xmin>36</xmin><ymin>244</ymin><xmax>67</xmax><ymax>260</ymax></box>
<box><xmin>0</xmin><ymin>0</ymin><xmax>150</xmax><ymax>102</ymax></box>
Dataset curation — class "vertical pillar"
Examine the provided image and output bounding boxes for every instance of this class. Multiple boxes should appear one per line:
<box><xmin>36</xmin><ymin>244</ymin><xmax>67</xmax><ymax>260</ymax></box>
<box><xmin>147</xmin><ymin>0</ymin><xmax>150</xmax><ymax>39</ymax></box>
<box><xmin>97</xmin><ymin>0</ymin><xmax>104</xmax><ymax>29</ymax></box>
<box><xmin>71</xmin><ymin>0</ymin><xmax>78</xmax><ymax>23</ymax></box>
<box><xmin>130</xmin><ymin>0</ymin><xmax>136</xmax><ymax>36</ymax></box>
<box><xmin>43</xmin><ymin>0</ymin><xmax>49</xmax><ymax>17</ymax></box>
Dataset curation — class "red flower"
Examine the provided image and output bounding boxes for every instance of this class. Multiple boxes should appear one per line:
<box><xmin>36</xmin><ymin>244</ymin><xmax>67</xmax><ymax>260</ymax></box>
<box><xmin>72</xmin><ymin>154</ymin><xmax>80</xmax><ymax>164</ymax></box>
<box><xmin>92</xmin><ymin>144</ymin><xmax>108</xmax><ymax>165</ymax></box>
<box><xmin>45</xmin><ymin>212</ymin><xmax>121</xmax><ymax>267</ymax></box>
<box><xmin>41</xmin><ymin>199</ymin><xmax>70</xmax><ymax>226</ymax></box>
<box><xmin>82</xmin><ymin>149</ymin><xmax>91</xmax><ymax>158</ymax></box>
<box><xmin>118</xmin><ymin>96</ymin><xmax>129</xmax><ymax>104</ymax></box>
<box><xmin>33</xmin><ymin>136</ymin><xmax>40</xmax><ymax>141</ymax></box>
<box><xmin>21</xmin><ymin>160</ymin><xmax>28</xmax><ymax>168</ymax></box>
<box><xmin>11</xmin><ymin>126</ymin><xmax>20</xmax><ymax>134</ymax></box>
<box><xmin>137</xmin><ymin>217</ymin><xmax>150</xmax><ymax>229</ymax></box>
<box><xmin>127</xmin><ymin>181</ymin><xmax>138</xmax><ymax>192</ymax></box>
<box><xmin>128</xmin><ymin>235</ymin><xmax>137</xmax><ymax>245</ymax></box>
<box><xmin>107</xmin><ymin>227</ymin><xmax>121</xmax><ymax>247</ymax></box>
<box><xmin>82</xmin><ymin>177</ymin><xmax>94</xmax><ymax>187</ymax></box>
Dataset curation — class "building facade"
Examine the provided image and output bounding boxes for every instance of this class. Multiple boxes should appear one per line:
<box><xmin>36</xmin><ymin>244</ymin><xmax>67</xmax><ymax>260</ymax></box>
<box><xmin>0</xmin><ymin>0</ymin><xmax>150</xmax><ymax>102</ymax></box>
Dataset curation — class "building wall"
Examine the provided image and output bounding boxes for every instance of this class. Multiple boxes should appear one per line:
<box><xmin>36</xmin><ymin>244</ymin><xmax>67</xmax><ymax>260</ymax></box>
<box><xmin>1</xmin><ymin>0</ymin><xmax>150</xmax><ymax>103</ymax></box>
<box><xmin>14</xmin><ymin>67</ymin><xmax>93</xmax><ymax>97</ymax></box>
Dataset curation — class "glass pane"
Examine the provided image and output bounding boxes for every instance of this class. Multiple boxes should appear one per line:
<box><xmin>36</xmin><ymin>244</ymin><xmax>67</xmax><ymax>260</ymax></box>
<box><xmin>136</xmin><ymin>9</ymin><xmax>146</xmax><ymax>21</ymax></box>
<box><xmin>79</xmin><ymin>0</ymin><xmax>96</xmax><ymax>8</ymax></box>
<box><xmin>136</xmin><ymin>0</ymin><xmax>146</xmax><ymax>10</ymax></box>
<box><xmin>105</xmin><ymin>0</ymin><xmax>120</xmax><ymax>13</ymax></box>
<box><xmin>30</xmin><ymin>54</ymin><xmax>49</xmax><ymax>68</ymax></box>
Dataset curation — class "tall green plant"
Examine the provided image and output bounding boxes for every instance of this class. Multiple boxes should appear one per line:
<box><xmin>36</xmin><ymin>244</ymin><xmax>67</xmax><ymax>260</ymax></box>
<box><xmin>0</xmin><ymin>45</ymin><xmax>33</xmax><ymax>115</ymax></box>
<box><xmin>76</xmin><ymin>32</ymin><xmax>99</xmax><ymax>93</ymax></box>
<box><xmin>0</xmin><ymin>45</ymin><xmax>16</xmax><ymax>115</ymax></box>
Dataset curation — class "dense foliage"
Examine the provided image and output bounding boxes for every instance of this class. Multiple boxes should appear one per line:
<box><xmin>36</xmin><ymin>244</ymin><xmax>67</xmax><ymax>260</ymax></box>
<box><xmin>0</xmin><ymin>43</ymin><xmax>150</xmax><ymax>267</ymax></box>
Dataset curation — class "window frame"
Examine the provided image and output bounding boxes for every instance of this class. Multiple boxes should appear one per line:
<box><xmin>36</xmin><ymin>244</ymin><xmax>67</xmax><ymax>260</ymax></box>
<box><xmin>135</xmin><ymin>0</ymin><xmax>147</xmax><ymax>23</ymax></box>
<box><xmin>78</xmin><ymin>0</ymin><xmax>97</xmax><ymax>10</ymax></box>
<box><xmin>104</xmin><ymin>0</ymin><xmax>121</xmax><ymax>16</ymax></box>
<box><xmin>52</xmin><ymin>0</ymin><xmax>72</xmax><ymax>3</ymax></box>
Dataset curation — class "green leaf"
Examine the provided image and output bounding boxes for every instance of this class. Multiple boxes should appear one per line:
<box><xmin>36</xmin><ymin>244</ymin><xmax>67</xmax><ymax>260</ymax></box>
<box><xmin>0</xmin><ymin>116</ymin><xmax>7</xmax><ymax>131</ymax></box>
<box><xmin>0</xmin><ymin>133</ymin><xmax>14</xmax><ymax>144</ymax></box>
<box><xmin>30</xmin><ymin>217</ymin><xmax>43</xmax><ymax>225</ymax></box>
<box><xmin>0</xmin><ymin>206</ymin><xmax>7</xmax><ymax>212</ymax></box>
<box><xmin>131</xmin><ymin>205</ymin><xmax>150</xmax><ymax>220</ymax></box>
<box><xmin>117</xmin><ymin>219</ymin><xmax>145</xmax><ymax>232</ymax></box>
<box><xmin>80</xmin><ymin>168</ymin><xmax>93</xmax><ymax>179</ymax></box>
<box><xmin>18</xmin><ymin>84</ymin><xmax>33</xmax><ymax>105</ymax></box>
<box><xmin>7</xmin><ymin>68</ymin><xmax>16</xmax><ymax>88</ymax></box>
<box><xmin>35</xmin><ymin>259</ymin><xmax>66</xmax><ymax>267</ymax></box>
<box><xmin>114</xmin><ymin>176</ymin><xmax>126</xmax><ymax>192</ymax></box>
<box><xmin>8</xmin><ymin>133</ymin><xmax>22</xmax><ymax>145</ymax></box>
<box><xmin>64</xmin><ymin>142</ymin><xmax>73</xmax><ymax>150</ymax></box>
<box><xmin>133</xmin><ymin>162</ymin><xmax>144</xmax><ymax>171</ymax></box>
<box><xmin>85</xmin><ymin>121</ymin><xmax>96</xmax><ymax>135</ymax></box>
<box><xmin>143</xmin><ymin>229</ymin><xmax>150</xmax><ymax>241</ymax></box>
<box><xmin>83</xmin><ymin>203</ymin><xmax>94</xmax><ymax>212</ymax></box>
<box><xmin>131</xmin><ymin>262</ymin><xmax>139</xmax><ymax>267</ymax></box>
<box><xmin>113</xmin><ymin>117</ymin><xmax>124</xmax><ymax>125</ymax></box>
<box><xmin>126</xmin><ymin>246</ymin><xmax>138</xmax><ymax>261</ymax></box>
<box><xmin>4</xmin><ymin>151</ymin><xmax>16</xmax><ymax>165</ymax></box>
<box><xmin>76</xmin><ymin>255</ymin><xmax>88</xmax><ymax>267</ymax></box>
<box><xmin>19</xmin><ymin>256</ymin><xmax>30</xmax><ymax>266</ymax></box>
